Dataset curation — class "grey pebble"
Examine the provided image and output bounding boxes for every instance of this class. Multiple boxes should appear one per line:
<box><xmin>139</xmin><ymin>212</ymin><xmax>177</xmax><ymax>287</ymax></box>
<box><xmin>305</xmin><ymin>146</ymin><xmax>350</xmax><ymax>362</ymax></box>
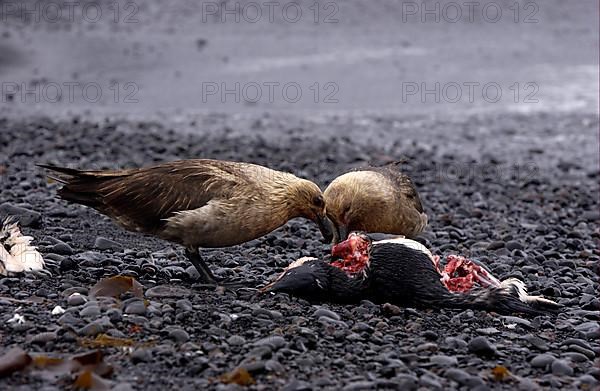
<box><xmin>79</xmin><ymin>305</ymin><xmax>101</xmax><ymax>318</ymax></box>
<box><xmin>382</xmin><ymin>303</ymin><xmax>402</xmax><ymax>315</ymax></box>
<box><xmin>502</xmin><ymin>316</ymin><xmax>532</xmax><ymax>328</ymax></box>
<box><xmin>281</xmin><ymin>380</ymin><xmax>312</xmax><ymax>391</ymax></box>
<box><xmin>124</xmin><ymin>300</ymin><xmax>147</xmax><ymax>315</ymax></box>
<box><xmin>575</xmin><ymin>375</ymin><xmax>598</xmax><ymax>388</ymax></box>
<box><xmin>227</xmin><ymin>335</ymin><xmax>246</xmax><ymax>346</ymax></box>
<box><xmin>59</xmin><ymin>257</ymin><xmax>77</xmax><ymax>271</ymax></box>
<box><xmin>318</xmin><ymin>316</ymin><xmax>348</xmax><ymax>328</ymax></box>
<box><xmin>247</xmin><ymin>346</ymin><xmax>272</xmax><ymax>359</ymax></box>
<box><xmin>252</xmin><ymin>308</ymin><xmax>283</xmax><ymax>319</ymax></box>
<box><xmin>430</xmin><ymin>355</ymin><xmax>458</xmax><ymax>367</ymax></box>
<box><xmin>389</xmin><ymin>374</ymin><xmax>419</xmax><ymax>390</ymax></box>
<box><xmin>63</xmin><ymin>286</ymin><xmax>88</xmax><ymax>296</ymax></box>
<box><xmin>562</xmin><ymin>352</ymin><xmax>589</xmax><ymax>363</ymax></box>
<box><xmin>106</xmin><ymin>329</ymin><xmax>127</xmax><ymax>339</ymax></box>
<box><xmin>146</xmin><ymin>285</ymin><xmax>192</xmax><ymax>298</ymax></box>
<box><xmin>523</xmin><ymin>334</ymin><xmax>549</xmax><ymax>351</ymax></box>
<box><xmin>265</xmin><ymin>359</ymin><xmax>284</xmax><ymax>373</ymax></box>
<box><xmin>176</xmin><ymin>299</ymin><xmax>193</xmax><ymax>312</ymax></box>
<box><xmin>581</xmin><ymin>210</ymin><xmax>600</xmax><ymax>222</ymax></box>
<box><xmin>242</xmin><ymin>360</ymin><xmax>266</xmax><ymax>374</ymax></box>
<box><xmin>68</xmin><ymin>294</ymin><xmax>87</xmax><ymax>307</ymax></box>
<box><xmin>75</xmin><ymin>251</ymin><xmax>105</xmax><ymax>266</ymax></box>
<box><xmin>419</xmin><ymin>374</ymin><xmax>443</xmax><ymax>390</ymax></box>
<box><xmin>421</xmin><ymin>330</ymin><xmax>438</xmax><ymax>340</ymax></box>
<box><xmin>444</xmin><ymin>337</ymin><xmax>468</xmax><ymax>349</ymax></box>
<box><xmin>126</xmin><ymin>315</ymin><xmax>149</xmax><ymax>326</ymax></box>
<box><xmin>106</xmin><ymin>308</ymin><xmax>123</xmax><ymax>323</ymax></box>
<box><xmin>506</xmin><ymin>240</ymin><xmax>524</xmax><ymax>251</ymax></box>
<box><xmin>29</xmin><ymin>332</ymin><xmax>57</xmax><ymax>344</ymax></box>
<box><xmin>416</xmin><ymin>342</ymin><xmax>439</xmax><ymax>353</ymax></box>
<box><xmin>468</xmin><ymin>336</ymin><xmax>497</xmax><ymax>357</ymax></box>
<box><xmin>112</xmin><ymin>383</ymin><xmax>135</xmax><ymax>391</ymax></box>
<box><xmin>342</xmin><ymin>381</ymin><xmax>375</xmax><ymax>391</ymax></box>
<box><xmin>518</xmin><ymin>378</ymin><xmax>541</xmax><ymax>390</ymax></box>
<box><xmin>531</xmin><ymin>353</ymin><xmax>556</xmax><ymax>368</ymax></box>
<box><xmin>551</xmin><ymin>359</ymin><xmax>574</xmax><ymax>376</ymax></box>
<box><xmin>313</xmin><ymin>308</ymin><xmax>340</xmax><ymax>320</ymax></box>
<box><xmin>567</xmin><ymin>344</ymin><xmax>596</xmax><ymax>359</ymax></box>
<box><xmin>94</xmin><ymin>236</ymin><xmax>123</xmax><ymax>251</ymax></box>
<box><xmin>486</xmin><ymin>241</ymin><xmax>505</xmax><ymax>250</ymax></box>
<box><xmin>48</xmin><ymin>242</ymin><xmax>73</xmax><ymax>255</ymax></box>
<box><xmin>131</xmin><ymin>348</ymin><xmax>152</xmax><ymax>364</ymax></box>
<box><xmin>184</xmin><ymin>265</ymin><xmax>200</xmax><ymax>280</ymax></box>
<box><xmin>77</xmin><ymin>316</ymin><xmax>113</xmax><ymax>336</ymax></box>
<box><xmin>352</xmin><ymin>322</ymin><xmax>373</xmax><ymax>333</ymax></box>
<box><xmin>169</xmin><ymin>328</ymin><xmax>190</xmax><ymax>343</ymax></box>
<box><xmin>444</xmin><ymin>368</ymin><xmax>473</xmax><ymax>385</ymax></box>
<box><xmin>575</xmin><ymin>321</ymin><xmax>600</xmax><ymax>339</ymax></box>
<box><xmin>254</xmin><ymin>335</ymin><xmax>286</xmax><ymax>350</ymax></box>
<box><xmin>476</xmin><ymin>327</ymin><xmax>500</xmax><ymax>335</ymax></box>
<box><xmin>45</xmin><ymin>254</ymin><xmax>65</xmax><ymax>263</ymax></box>
<box><xmin>146</xmin><ymin>304</ymin><xmax>162</xmax><ymax>317</ymax></box>
<box><xmin>57</xmin><ymin>312</ymin><xmax>83</xmax><ymax>326</ymax></box>
<box><xmin>346</xmin><ymin>332</ymin><xmax>361</xmax><ymax>341</ymax></box>
<box><xmin>162</xmin><ymin>266</ymin><xmax>186</xmax><ymax>279</ymax></box>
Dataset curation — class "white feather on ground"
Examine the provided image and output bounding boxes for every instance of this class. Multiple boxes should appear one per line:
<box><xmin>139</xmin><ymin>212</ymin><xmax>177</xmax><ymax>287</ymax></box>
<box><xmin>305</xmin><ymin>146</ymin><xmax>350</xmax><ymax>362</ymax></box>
<box><xmin>0</xmin><ymin>216</ymin><xmax>45</xmax><ymax>276</ymax></box>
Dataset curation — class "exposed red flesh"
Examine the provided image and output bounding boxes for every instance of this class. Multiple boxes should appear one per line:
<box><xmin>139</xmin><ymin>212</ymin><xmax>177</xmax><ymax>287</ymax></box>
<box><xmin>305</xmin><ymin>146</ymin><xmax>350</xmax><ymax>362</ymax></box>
<box><xmin>331</xmin><ymin>234</ymin><xmax>370</xmax><ymax>275</ymax></box>
<box><xmin>436</xmin><ymin>254</ymin><xmax>501</xmax><ymax>292</ymax></box>
<box><xmin>331</xmin><ymin>234</ymin><xmax>502</xmax><ymax>292</ymax></box>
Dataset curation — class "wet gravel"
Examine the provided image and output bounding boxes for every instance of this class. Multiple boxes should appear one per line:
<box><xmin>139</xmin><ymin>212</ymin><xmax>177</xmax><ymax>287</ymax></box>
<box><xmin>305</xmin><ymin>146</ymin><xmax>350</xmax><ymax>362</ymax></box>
<box><xmin>0</xmin><ymin>112</ymin><xmax>598</xmax><ymax>390</ymax></box>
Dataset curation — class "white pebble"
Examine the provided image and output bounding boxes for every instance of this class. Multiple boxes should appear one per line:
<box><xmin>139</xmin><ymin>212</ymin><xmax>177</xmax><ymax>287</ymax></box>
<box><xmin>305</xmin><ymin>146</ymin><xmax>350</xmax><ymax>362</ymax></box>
<box><xmin>7</xmin><ymin>313</ymin><xmax>25</xmax><ymax>324</ymax></box>
<box><xmin>51</xmin><ymin>305</ymin><xmax>66</xmax><ymax>315</ymax></box>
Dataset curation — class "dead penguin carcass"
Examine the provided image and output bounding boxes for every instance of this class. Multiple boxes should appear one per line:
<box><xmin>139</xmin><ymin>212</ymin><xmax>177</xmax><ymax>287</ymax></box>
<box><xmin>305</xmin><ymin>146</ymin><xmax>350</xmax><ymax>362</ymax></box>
<box><xmin>264</xmin><ymin>233</ymin><xmax>561</xmax><ymax>315</ymax></box>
